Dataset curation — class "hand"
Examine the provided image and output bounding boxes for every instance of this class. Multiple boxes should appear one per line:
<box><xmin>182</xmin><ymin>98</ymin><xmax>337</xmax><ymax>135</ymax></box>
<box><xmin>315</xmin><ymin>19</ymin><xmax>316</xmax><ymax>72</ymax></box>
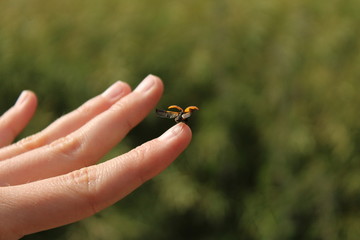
<box><xmin>0</xmin><ymin>75</ymin><xmax>192</xmax><ymax>239</ymax></box>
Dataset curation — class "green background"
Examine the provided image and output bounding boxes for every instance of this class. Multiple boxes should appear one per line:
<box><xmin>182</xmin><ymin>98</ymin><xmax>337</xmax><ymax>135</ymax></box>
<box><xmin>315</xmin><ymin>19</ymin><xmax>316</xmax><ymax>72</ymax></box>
<box><xmin>1</xmin><ymin>0</ymin><xmax>360</xmax><ymax>239</ymax></box>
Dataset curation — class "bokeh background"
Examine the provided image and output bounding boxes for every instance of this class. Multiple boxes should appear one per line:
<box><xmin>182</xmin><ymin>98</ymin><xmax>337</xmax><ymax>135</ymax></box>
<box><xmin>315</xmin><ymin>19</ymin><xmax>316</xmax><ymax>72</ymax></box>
<box><xmin>1</xmin><ymin>0</ymin><xmax>360</xmax><ymax>239</ymax></box>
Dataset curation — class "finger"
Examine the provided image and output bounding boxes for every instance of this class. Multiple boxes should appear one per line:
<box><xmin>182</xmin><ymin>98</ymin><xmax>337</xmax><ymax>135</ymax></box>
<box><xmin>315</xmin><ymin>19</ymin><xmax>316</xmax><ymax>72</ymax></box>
<box><xmin>0</xmin><ymin>75</ymin><xmax>163</xmax><ymax>186</ymax></box>
<box><xmin>0</xmin><ymin>123</ymin><xmax>192</xmax><ymax>239</ymax></box>
<box><xmin>0</xmin><ymin>91</ymin><xmax>37</xmax><ymax>148</ymax></box>
<box><xmin>0</xmin><ymin>81</ymin><xmax>131</xmax><ymax>161</ymax></box>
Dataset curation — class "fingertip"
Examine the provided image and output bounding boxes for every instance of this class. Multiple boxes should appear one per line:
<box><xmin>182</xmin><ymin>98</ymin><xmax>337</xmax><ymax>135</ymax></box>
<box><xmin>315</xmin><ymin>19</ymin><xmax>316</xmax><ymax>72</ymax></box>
<box><xmin>176</xmin><ymin>123</ymin><xmax>193</xmax><ymax>149</ymax></box>
<box><xmin>151</xmin><ymin>75</ymin><xmax>164</xmax><ymax>104</ymax></box>
<box><xmin>15</xmin><ymin>90</ymin><xmax>37</xmax><ymax>108</ymax></box>
<box><xmin>134</xmin><ymin>74</ymin><xmax>164</xmax><ymax>96</ymax></box>
<box><xmin>0</xmin><ymin>90</ymin><xmax>38</xmax><ymax>147</ymax></box>
<box><xmin>121</xmin><ymin>81</ymin><xmax>132</xmax><ymax>93</ymax></box>
<box><xmin>25</xmin><ymin>90</ymin><xmax>38</xmax><ymax>112</ymax></box>
<box><xmin>157</xmin><ymin>123</ymin><xmax>193</xmax><ymax>158</ymax></box>
<box><xmin>149</xmin><ymin>74</ymin><xmax>164</xmax><ymax>93</ymax></box>
<box><xmin>159</xmin><ymin>123</ymin><xmax>192</xmax><ymax>143</ymax></box>
<box><xmin>180</xmin><ymin>122</ymin><xmax>193</xmax><ymax>138</ymax></box>
<box><xmin>16</xmin><ymin>90</ymin><xmax>38</xmax><ymax>118</ymax></box>
<box><xmin>101</xmin><ymin>81</ymin><xmax>132</xmax><ymax>103</ymax></box>
<box><xmin>28</xmin><ymin>90</ymin><xmax>38</xmax><ymax>108</ymax></box>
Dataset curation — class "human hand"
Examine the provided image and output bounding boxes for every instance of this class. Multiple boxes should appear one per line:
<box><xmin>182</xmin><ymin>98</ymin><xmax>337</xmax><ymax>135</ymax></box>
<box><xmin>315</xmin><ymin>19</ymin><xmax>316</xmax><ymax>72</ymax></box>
<box><xmin>0</xmin><ymin>75</ymin><xmax>192</xmax><ymax>239</ymax></box>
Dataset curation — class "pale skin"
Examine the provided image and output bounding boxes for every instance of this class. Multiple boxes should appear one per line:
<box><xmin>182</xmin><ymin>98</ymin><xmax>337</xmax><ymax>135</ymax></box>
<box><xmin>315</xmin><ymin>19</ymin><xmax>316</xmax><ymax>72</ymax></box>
<box><xmin>0</xmin><ymin>75</ymin><xmax>192</xmax><ymax>239</ymax></box>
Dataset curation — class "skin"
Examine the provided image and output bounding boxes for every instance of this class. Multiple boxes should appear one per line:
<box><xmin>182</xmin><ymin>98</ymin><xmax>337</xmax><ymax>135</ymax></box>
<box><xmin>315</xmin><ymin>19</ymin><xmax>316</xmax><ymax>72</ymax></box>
<box><xmin>0</xmin><ymin>75</ymin><xmax>192</xmax><ymax>239</ymax></box>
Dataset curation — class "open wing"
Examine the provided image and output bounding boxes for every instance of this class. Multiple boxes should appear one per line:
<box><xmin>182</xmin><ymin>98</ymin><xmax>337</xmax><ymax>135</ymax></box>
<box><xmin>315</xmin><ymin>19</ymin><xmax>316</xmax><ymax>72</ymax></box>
<box><xmin>155</xmin><ymin>109</ymin><xmax>180</xmax><ymax>119</ymax></box>
<box><xmin>184</xmin><ymin>106</ymin><xmax>199</xmax><ymax>113</ymax></box>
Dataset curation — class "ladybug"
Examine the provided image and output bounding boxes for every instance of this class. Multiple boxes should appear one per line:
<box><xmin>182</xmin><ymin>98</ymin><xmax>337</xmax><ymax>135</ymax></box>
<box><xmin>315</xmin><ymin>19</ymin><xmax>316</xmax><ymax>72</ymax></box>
<box><xmin>156</xmin><ymin>105</ymin><xmax>199</xmax><ymax>123</ymax></box>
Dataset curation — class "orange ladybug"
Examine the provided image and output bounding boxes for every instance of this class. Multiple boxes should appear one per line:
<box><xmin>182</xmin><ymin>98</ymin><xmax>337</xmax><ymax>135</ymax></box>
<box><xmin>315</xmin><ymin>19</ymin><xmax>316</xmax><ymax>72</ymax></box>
<box><xmin>156</xmin><ymin>105</ymin><xmax>199</xmax><ymax>123</ymax></box>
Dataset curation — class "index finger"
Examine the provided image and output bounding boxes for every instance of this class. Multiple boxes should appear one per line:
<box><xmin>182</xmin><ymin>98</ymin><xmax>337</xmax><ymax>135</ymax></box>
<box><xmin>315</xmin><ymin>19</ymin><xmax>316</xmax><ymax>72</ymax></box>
<box><xmin>0</xmin><ymin>123</ymin><xmax>192</xmax><ymax>239</ymax></box>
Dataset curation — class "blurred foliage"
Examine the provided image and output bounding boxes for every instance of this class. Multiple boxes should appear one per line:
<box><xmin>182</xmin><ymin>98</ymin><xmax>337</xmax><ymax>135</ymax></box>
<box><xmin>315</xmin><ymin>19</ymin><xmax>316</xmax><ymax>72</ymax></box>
<box><xmin>1</xmin><ymin>0</ymin><xmax>360</xmax><ymax>239</ymax></box>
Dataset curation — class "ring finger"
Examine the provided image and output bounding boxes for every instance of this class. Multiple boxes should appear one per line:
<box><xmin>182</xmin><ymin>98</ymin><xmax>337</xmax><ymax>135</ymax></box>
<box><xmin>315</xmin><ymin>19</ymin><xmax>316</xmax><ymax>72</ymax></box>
<box><xmin>0</xmin><ymin>81</ymin><xmax>131</xmax><ymax>161</ymax></box>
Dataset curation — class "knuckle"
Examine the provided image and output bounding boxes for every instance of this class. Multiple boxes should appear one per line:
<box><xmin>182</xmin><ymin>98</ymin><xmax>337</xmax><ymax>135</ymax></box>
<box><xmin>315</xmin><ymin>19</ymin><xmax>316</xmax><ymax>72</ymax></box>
<box><xmin>64</xmin><ymin>166</ymin><xmax>99</xmax><ymax>214</ymax></box>
<box><xmin>132</xmin><ymin>145</ymin><xmax>147</xmax><ymax>163</ymax></box>
<box><xmin>48</xmin><ymin>133</ymin><xmax>85</xmax><ymax>161</ymax></box>
<box><xmin>123</xmin><ymin>117</ymin><xmax>135</xmax><ymax>132</ymax></box>
<box><xmin>109</xmin><ymin>100</ymin><xmax>126</xmax><ymax>114</ymax></box>
<box><xmin>16</xmin><ymin>134</ymin><xmax>47</xmax><ymax>152</ymax></box>
<box><xmin>130</xmin><ymin>145</ymin><xmax>150</xmax><ymax>185</ymax></box>
<box><xmin>110</xmin><ymin>101</ymin><xmax>135</xmax><ymax>130</ymax></box>
<box><xmin>75</xmin><ymin>99</ymin><xmax>97</xmax><ymax>117</ymax></box>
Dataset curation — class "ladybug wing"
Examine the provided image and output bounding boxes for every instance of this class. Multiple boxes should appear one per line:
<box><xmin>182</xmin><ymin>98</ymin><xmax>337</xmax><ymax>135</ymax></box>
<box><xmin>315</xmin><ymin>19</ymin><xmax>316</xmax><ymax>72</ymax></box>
<box><xmin>181</xmin><ymin>112</ymin><xmax>191</xmax><ymax>120</ymax></box>
<box><xmin>156</xmin><ymin>109</ymin><xmax>180</xmax><ymax>119</ymax></box>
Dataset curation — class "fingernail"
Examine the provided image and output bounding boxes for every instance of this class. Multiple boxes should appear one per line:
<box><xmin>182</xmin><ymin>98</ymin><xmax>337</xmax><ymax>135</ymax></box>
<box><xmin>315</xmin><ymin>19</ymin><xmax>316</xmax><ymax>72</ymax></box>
<box><xmin>102</xmin><ymin>81</ymin><xmax>126</xmax><ymax>102</ymax></box>
<box><xmin>15</xmin><ymin>90</ymin><xmax>29</xmax><ymax>106</ymax></box>
<box><xmin>159</xmin><ymin>123</ymin><xmax>183</xmax><ymax>140</ymax></box>
<box><xmin>134</xmin><ymin>74</ymin><xmax>156</xmax><ymax>93</ymax></box>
